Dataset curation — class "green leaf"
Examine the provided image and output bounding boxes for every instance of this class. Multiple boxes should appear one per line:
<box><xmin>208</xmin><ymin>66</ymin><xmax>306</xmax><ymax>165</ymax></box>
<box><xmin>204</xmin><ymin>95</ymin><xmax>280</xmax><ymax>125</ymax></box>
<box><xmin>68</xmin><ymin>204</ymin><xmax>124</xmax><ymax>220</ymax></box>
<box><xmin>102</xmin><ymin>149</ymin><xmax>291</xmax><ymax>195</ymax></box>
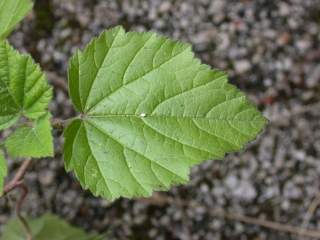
<box><xmin>5</xmin><ymin>113</ymin><xmax>53</xmax><ymax>158</ymax></box>
<box><xmin>0</xmin><ymin>151</ymin><xmax>7</xmax><ymax>196</ymax></box>
<box><xmin>0</xmin><ymin>40</ymin><xmax>52</xmax><ymax>130</ymax></box>
<box><xmin>65</xmin><ymin>26</ymin><xmax>267</xmax><ymax>200</ymax></box>
<box><xmin>0</xmin><ymin>115</ymin><xmax>19</xmax><ymax>130</ymax></box>
<box><xmin>0</xmin><ymin>0</ymin><xmax>33</xmax><ymax>39</ymax></box>
<box><xmin>1</xmin><ymin>214</ymin><xmax>103</xmax><ymax>240</ymax></box>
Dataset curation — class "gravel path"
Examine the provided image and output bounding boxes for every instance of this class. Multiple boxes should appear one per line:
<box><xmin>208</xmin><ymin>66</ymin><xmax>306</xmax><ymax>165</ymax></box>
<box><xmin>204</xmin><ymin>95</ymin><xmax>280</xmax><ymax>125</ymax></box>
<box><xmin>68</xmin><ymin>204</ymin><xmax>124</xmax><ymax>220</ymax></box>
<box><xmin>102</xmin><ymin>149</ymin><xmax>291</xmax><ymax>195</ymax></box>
<box><xmin>1</xmin><ymin>0</ymin><xmax>320</xmax><ymax>239</ymax></box>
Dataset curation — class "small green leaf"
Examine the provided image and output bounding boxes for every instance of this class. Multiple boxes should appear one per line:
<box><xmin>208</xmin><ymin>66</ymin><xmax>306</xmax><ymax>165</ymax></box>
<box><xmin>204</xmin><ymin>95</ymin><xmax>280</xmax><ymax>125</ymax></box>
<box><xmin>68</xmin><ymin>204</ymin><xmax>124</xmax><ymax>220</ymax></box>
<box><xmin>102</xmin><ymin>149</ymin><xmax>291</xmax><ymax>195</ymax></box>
<box><xmin>1</xmin><ymin>214</ymin><xmax>103</xmax><ymax>240</ymax></box>
<box><xmin>0</xmin><ymin>151</ymin><xmax>7</xmax><ymax>196</ymax></box>
<box><xmin>0</xmin><ymin>0</ymin><xmax>33</xmax><ymax>39</ymax></box>
<box><xmin>5</xmin><ymin>113</ymin><xmax>53</xmax><ymax>158</ymax></box>
<box><xmin>65</xmin><ymin>26</ymin><xmax>267</xmax><ymax>200</ymax></box>
<box><xmin>0</xmin><ymin>40</ymin><xmax>52</xmax><ymax>130</ymax></box>
<box><xmin>0</xmin><ymin>115</ymin><xmax>19</xmax><ymax>131</ymax></box>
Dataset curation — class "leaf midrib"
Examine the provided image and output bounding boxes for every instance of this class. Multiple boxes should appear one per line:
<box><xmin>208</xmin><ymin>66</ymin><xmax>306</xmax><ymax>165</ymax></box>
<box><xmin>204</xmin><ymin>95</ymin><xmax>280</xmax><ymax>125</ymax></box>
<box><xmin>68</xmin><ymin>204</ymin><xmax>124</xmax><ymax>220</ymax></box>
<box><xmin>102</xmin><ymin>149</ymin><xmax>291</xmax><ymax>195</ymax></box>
<box><xmin>84</xmin><ymin>113</ymin><xmax>266</xmax><ymax>122</ymax></box>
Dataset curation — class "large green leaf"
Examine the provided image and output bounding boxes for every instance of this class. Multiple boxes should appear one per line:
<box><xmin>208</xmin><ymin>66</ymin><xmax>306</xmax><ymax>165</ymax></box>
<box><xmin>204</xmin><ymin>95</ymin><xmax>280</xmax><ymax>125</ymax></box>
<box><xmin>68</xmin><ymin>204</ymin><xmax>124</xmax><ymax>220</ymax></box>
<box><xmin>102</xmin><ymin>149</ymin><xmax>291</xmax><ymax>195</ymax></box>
<box><xmin>0</xmin><ymin>151</ymin><xmax>7</xmax><ymax>196</ymax></box>
<box><xmin>4</xmin><ymin>113</ymin><xmax>53</xmax><ymax>158</ymax></box>
<box><xmin>0</xmin><ymin>40</ymin><xmax>52</xmax><ymax>130</ymax></box>
<box><xmin>65</xmin><ymin>26</ymin><xmax>267</xmax><ymax>200</ymax></box>
<box><xmin>0</xmin><ymin>0</ymin><xmax>33</xmax><ymax>39</ymax></box>
<box><xmin>1</xmin><ymin>214</ymin><xmax>103</xmax><ymax>240</ymax></box>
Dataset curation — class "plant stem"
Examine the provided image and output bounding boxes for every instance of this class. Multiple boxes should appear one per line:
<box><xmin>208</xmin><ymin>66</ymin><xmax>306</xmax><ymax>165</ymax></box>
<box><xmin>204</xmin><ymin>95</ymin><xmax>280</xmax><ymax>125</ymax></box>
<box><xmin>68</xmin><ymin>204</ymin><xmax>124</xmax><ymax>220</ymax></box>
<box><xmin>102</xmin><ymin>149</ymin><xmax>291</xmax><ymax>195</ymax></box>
<box><xmin>3</xmin><ymin>159</ymin><xmax>33</xmax><ymax>240</ymax></box>
<box><xmin>145</xmin><ymin>194</ymin><xmax>320</xmax><ymax>239</ymax></box>
<box><xmin>15</xmin><ymin>182</ymin><xmax>32</xmax><ymax>240</ymax></box>
<box><xmin>213</xmin><ymin>209</ymin><xmax>320</xmax><ymax>239</ymax></box>
<box><xmin>4</xmin><ymin>158</ymin><xmax>32</xmax><ymax>194</ymax></box>
<box><xmin>299</xmin><ymin>191</ymin><xmax>320</xmax><ymax>238</ymax></box>
<box><xmin>51</xmin><ymin>117</ymin><xmax>79</xmax><ymax>130</ymax></box>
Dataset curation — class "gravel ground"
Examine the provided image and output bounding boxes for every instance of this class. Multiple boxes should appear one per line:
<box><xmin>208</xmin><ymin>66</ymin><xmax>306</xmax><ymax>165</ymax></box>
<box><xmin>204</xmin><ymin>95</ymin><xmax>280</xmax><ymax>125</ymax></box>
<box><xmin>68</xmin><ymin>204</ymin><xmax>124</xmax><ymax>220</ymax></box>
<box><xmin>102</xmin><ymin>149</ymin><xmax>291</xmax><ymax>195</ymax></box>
<box><xmin>1</xmin><ymin>0</ymin><xmax>320</xmax><ymax>239</ymax></box>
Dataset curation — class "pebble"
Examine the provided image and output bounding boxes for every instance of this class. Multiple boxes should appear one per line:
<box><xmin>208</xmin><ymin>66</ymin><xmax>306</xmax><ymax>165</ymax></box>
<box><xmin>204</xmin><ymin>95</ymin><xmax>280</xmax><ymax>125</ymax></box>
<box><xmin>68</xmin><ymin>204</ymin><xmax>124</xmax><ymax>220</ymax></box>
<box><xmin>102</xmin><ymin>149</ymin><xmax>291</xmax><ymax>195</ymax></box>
<box><xmin>234</xmin><ymin>60</ymin><xmax>251</xmax><ymax>74</ymax></box>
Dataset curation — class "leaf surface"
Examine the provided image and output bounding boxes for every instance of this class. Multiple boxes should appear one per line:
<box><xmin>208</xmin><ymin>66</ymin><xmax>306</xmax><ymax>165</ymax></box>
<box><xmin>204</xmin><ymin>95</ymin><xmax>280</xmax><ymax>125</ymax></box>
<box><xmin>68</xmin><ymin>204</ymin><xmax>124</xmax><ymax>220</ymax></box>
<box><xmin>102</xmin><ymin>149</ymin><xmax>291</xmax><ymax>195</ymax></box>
<box><xmin>0</xmin><ymin>40</ymin><xmax>52</xmax><ymax>130</ymax></box>
<box><xmin>1</xmin><ymin>214</ymin><xmax>103</xmax><ymax>240</ymax></box>
<box><xmin>5</xmin><ymin>113</ymin><xmax>53</xmax><ymax>158</ymax></box>
<box><xmin>65</xmin><ymin>26</ymin><xmax>267</xmax><ymax>200</ymax></box>
<box><xmin>0</xmin><ymin>0</ymin><xmax>33</xmax><ymax>39</ymax></box>
<box><xmin>0</xmin><ymin>151</ymin><xmax>7</xmax><ymax>196</ymax></box>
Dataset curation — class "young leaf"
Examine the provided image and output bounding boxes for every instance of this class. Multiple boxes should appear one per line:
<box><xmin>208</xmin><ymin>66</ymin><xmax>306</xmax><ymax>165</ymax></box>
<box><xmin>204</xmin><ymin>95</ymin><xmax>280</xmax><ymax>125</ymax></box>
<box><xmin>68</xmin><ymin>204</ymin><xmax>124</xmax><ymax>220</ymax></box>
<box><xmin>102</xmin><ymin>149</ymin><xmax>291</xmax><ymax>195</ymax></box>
<box><xmin>0</xmin><ymin>40</ymin><xmax>52</xmax><ymax>130</ymax></box>
<box><xmin>1</xmin><ymin>213</ymin><xmax>103</xmax><ymax>240</ymax></box>
<box><xmin>0</xmin><ymin>0</ymin><xmax>33</xmax><ymax>39</ymax></box>
<box><xmin>5</xmin><ymin>113</ymin><xmax>53</xmax><ymax>158</ymax></box>
<box><xmin>0</xmin><ymin>151</ymin><xmax>7</xmax><ymax>196</ymax></box>
<box><xmin>65</xmin><ymin>26</ymin><xmax>267</xmax><ymax>200</ymax></box>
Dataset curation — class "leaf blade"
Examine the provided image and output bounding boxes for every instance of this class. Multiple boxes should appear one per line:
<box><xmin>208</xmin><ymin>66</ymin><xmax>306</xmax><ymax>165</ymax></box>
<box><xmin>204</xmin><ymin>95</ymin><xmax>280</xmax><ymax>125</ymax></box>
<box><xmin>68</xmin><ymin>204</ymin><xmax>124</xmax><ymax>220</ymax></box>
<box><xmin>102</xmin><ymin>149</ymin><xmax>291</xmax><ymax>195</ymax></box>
<box><xmin>0</xmin><ymin>0</ymin><xmax>33</xmax><ymax>39</ymax></box>
<box><xmin>65</xmin><ymin>26</ymin><xmax>267</xmax><ymax>200</ymax></box>
<box><xmin>1</xmin><ymin>214</ymin><xmax>103</xmax><ymax>240</ymax></box>
<box><xmin>0</xmin><ymin>151</ymin><xmax>7</xmax><ymax>196</ymax></box>
<box><xmin>5</xmin><ymin>113</ymin><xmax>53</xmax><ymax>158</ymax></box>
<box><xmin>0</xmin><ymin>40</ymin><xmax>52</xmax><ymax>130</ymax></box>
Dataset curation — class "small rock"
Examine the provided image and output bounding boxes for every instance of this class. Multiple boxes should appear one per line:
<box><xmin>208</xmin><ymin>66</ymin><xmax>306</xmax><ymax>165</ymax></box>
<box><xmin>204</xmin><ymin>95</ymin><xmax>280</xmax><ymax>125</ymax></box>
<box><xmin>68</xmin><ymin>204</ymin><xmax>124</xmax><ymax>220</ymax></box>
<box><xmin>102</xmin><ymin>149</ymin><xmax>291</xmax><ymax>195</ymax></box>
<box><xmin>234</xmin><ymin>60</ymin><xmax>251</xmax><ymax>74</ymax></box>
<box><xmin>159</xmin><ymin>1</ymin><xmax>171</xmax><ymax>13</ymax></box>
